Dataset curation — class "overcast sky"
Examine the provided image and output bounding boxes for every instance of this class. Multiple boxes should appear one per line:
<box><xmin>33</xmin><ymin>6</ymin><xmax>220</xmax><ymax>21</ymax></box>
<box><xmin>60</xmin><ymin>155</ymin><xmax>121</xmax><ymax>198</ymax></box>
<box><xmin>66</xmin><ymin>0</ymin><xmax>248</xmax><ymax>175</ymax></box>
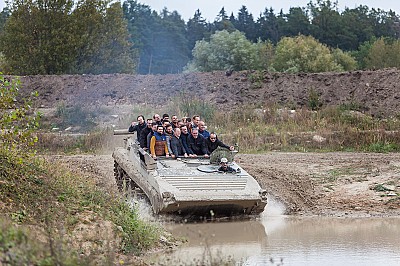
<box><xmin>135</xmin><ymin>0</ymin><xmax>399</xmax><ymax>21</ymax></box>
<box><xmin>1</xmin><ymin>0</ymin><xmax>399</xmax><ymax>21</ymax></box>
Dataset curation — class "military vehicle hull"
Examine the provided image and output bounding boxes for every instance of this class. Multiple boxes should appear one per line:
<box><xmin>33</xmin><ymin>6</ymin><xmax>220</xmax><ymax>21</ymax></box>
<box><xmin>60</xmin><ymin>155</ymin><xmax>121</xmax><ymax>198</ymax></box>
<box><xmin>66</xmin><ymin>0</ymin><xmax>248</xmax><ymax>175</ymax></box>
<box><xmin>112</xmin><ymin>132</ymin><xmax>267</xmax><ymax>216</ymax></box>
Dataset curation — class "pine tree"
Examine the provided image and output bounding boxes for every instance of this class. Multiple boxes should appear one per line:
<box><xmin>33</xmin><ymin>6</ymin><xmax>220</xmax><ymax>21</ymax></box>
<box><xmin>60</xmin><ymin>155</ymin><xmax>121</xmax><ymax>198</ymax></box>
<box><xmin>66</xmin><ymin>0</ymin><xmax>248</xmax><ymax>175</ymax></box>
<box><xmin>186</xmin><ymin>9</ymin><xmax>209</xmax><ymax>53</ymax></box>
<box><xmin>235</xmin><ymin>5</ymin><xmax>256</xmax><ymax>41</ymax></box>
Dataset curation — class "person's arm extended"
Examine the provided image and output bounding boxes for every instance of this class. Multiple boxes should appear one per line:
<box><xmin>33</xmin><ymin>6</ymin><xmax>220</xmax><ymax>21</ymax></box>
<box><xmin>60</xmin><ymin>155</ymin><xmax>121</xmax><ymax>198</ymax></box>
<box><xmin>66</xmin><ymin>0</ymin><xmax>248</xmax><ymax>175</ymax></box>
<box><xmin>217</xmin><ymin>139</ymin><xmax>230</xmax><ymax>150</ymax></box>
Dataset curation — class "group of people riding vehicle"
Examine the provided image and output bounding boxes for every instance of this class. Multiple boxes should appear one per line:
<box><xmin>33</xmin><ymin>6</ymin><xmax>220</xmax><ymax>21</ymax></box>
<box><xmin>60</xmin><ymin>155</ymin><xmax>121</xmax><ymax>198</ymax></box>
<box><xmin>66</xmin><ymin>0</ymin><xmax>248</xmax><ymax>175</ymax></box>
<box><xmin>128</xmin><ymin>113</ymin><xmax>235</xmax><ymax>171</ymax></box>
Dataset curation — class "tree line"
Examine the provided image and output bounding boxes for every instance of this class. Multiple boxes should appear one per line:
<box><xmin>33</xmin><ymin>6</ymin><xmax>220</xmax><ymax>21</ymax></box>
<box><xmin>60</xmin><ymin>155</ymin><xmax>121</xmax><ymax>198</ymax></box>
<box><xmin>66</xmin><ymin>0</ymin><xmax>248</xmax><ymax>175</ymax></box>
<box><xmin>0</xmin><ymin>0</ymin><xmax>400</xmax><ymax>75</ymax></box>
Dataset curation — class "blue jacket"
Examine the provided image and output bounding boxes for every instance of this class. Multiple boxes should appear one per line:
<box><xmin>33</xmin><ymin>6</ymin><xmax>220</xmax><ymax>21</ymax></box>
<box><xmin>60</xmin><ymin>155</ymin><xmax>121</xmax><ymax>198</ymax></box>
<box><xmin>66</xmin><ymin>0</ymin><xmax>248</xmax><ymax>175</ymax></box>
<box><xmin>153</xmin><ymin>132</ymin><xmax>166</xmax><ymax>141</ymax></box>
<box><xmin>199</xmin><ymin>129</ymin><xmax>210</xmax><ymax>139</ymax></box>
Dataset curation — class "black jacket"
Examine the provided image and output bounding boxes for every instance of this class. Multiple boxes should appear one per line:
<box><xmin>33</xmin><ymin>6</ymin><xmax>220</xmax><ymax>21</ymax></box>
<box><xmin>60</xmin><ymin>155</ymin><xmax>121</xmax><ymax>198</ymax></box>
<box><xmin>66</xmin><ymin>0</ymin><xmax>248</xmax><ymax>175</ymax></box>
<box><xmin>218</xmin><ymin>165</ymin><xmax>236</xmax><ymax>173</ymax></box>
<box><xmin>180</xmin><ymin>132</ymin><xmax>190</xmax><ymax>154</ymax></box>
<box><xmin>205</xmin><ymin>137</ymin><xmax>230</xmax><ymax>154</ymax></box>
<box><xmin>170</xmin><ymin>135</ymin><xmax>187</xmax><ymax>157</ymax></box>
<box><xmin>128</xmin><ymin>122</ymin><xmax>147</xmax><ymax>141</ymax></box>
<box><xmin>187</xmin><ymin>134</ymin><xmax>208</xmax><ymax>155</ymax></box>
<box><xmin>139</xmin><ymin>127</ymin><xmax>152</xmax><ymax>148</ymax></box>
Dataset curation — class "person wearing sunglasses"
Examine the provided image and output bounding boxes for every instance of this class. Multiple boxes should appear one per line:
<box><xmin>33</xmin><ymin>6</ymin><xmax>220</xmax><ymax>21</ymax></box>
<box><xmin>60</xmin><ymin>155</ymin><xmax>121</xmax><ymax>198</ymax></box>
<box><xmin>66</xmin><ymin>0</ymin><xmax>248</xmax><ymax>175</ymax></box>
<box><xmin>206</xmin><ymin>132</ymin><xmax>235</xmax><ymax>154</ymax></box>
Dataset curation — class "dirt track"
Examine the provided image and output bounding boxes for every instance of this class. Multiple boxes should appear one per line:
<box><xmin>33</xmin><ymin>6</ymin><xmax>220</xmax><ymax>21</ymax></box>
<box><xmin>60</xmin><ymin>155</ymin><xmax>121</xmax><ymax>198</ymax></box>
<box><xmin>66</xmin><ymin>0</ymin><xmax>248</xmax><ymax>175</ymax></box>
<box><xmin>52</xmin><ymin>152</ymin><xmax>400</xmax><ymax>217</ymax></box>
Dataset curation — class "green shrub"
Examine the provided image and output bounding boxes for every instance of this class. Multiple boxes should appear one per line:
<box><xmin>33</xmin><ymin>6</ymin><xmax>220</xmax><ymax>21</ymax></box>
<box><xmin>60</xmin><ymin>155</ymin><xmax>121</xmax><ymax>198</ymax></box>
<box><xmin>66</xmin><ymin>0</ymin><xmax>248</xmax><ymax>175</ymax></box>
<box><xmin>308</xmin><ymin>88</ymin><xmax>322</xmax><ymax>111</ymax></box>
<box><xmin>248</xmin><ymin>70</ymin><xmax>265</xmax><ymax>89</ymax></box>
<box><xmin>365</xmin><ymin>142</ymin><xmax>399</xmax><ymax>153</ymax></box>
<box><xmin>0</xmin><ymin>74</ymin><xmax>40</xmax><ymax>151</ymax></box>
<box><xmin>54</xmin><ymin>103</ymin><xmax>97</xmax><ymax>130</ymax></box>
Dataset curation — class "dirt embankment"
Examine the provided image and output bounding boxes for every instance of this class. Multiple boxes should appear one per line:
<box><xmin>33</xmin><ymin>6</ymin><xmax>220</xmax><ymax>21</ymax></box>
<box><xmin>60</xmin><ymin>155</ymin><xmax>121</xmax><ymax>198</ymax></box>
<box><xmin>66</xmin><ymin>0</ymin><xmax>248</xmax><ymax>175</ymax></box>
<box><xmin>19</xmin><ymin>68</ymin><xmax>400</xmax><ymax>117</ymax></box>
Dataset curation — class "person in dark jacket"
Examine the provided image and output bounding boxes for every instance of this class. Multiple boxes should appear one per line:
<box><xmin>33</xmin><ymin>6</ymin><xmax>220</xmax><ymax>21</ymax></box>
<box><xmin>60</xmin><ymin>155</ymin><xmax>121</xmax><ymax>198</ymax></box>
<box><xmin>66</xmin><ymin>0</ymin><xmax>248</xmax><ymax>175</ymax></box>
<box><xmin>186</xmin><ymin>128</ymin><xmax>209</xmax><ymax>158</ymax></box>
<box><xmin>128</xmin><ymin>115</ymin><xmax>146</xmax><ymax>141</ymax></box>
<box><xmin>206</xmin><ymin>132</ymin><xmax>235</xmax><ymax>154</ymax></box>
<box><xmin>170</xmin><ymin>128</ymin><xmax>188</xmax><ymax>159</ymax></box>
<box><xmin>139</xmin><ymin>119</ymin><xmax>153</xmax><ymax>149</ymax></box>
<box><xmin>179</xmin><ymin>125</ymin><xmax>190</xmax><ymax>155</ymax></box>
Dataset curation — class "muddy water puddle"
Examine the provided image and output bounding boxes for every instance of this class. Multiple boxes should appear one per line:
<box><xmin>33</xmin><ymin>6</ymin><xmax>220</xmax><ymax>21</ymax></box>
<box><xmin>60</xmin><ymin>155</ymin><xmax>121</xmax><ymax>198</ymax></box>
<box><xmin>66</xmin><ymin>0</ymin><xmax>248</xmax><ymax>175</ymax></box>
<box><xmin>146</xmin><ymin>200</ymin><xmax>400</xmax><ymax>265</ymax></box>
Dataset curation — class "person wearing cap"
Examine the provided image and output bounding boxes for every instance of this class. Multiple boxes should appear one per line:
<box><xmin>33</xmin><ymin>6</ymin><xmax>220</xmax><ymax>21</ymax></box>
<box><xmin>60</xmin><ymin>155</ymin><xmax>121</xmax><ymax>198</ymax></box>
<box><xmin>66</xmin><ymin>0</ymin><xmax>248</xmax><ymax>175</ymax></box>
<box><xmin>218</xmin><ymin>158</ymin><xmax>236</xmax><ymax>173</ymax></box>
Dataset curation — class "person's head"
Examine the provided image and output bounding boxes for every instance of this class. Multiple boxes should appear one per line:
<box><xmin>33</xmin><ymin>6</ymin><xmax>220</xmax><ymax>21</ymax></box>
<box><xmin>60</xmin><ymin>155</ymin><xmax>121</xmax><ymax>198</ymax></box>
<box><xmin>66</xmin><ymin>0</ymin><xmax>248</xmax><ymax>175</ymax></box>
<box><xmin>199</xmin><ymin>121</ymin><xmax>206</xmax><ymax>131</ymax></box>
<box><xmin>181</xmin><ymin>117</ymin><xmax>187</xmax><ymax>123</ymax></box>
<box><xmin>146</xmin><ymin>119</ymin><xmax>153</xmax><ymax>127</ymax></box>
<box><xmin>162</xmin><ymin>113</ymin><xmax>170</xmax><ymax>121</ymax></box>
<box><xmin>220</xmin><ymin>157</ymin><xmax>228</xmax><ymax>168</ymax></box>
<box><xmin>156</xmin><ymin>125</ymin><xmax>164</xmax><ymax>134</ymax></box>
<box><xmin>153</xmin><ymin>114</ymin><xmax>161</xmax><ymax>122</ymax></box>
<box><xmin>192</xmin><ymin>115</ymin><xmax>200</xmax><ymax>126</ymax></box>
<box><xmin>151</xmin><ymin>122</ymin><xmax>158</xmax><ymax>131</ymax></box>
<box><xmin>180</xmin><ymin>125</ymin><xmax>188</xmax><ymax>134</ymax></box>
<box><xmin>137</xmin><ymin>115</ymin><xmax>145</xmax><ymax>124</ymax></box>
<box><xmin>165</xmin><ymin>124</ymin><xmax>173</xmax><ymax>134</ymax></box>
<box><xmin>171</xmin><ymin>115</ymin><xmax>178</xmax><ymax>123</ymax></box>
<box><xmin>178</xmin><ymin>121</ymin><xmax>184</xmax><ymax>127</ymax></box>
<box><xmin>209</xmin><ymin>132</ymin><xmax>217</xmax><ymax>142</ymax></box>
<box><xmin>162</xmin><ymin>120</ymin><xmax>170</xmax><ymax>128</ymax></box>
<box><xmin>174</xmin><ymin>127</ymin><xmax>181</xmax><ymax>138</ymax></box>
<box><xmin>191</xmin><ymin>128</ymin><xmax>199</xmax><ymax>138</ymax></box>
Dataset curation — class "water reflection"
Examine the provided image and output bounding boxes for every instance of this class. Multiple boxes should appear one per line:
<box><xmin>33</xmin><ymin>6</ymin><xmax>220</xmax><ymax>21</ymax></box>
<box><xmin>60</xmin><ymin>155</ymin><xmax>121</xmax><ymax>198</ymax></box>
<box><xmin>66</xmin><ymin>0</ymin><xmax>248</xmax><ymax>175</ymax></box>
<box><xmin>152</xmin><ymin>201</ymin><xmax>400</xmax><ymax>266</ymax></box>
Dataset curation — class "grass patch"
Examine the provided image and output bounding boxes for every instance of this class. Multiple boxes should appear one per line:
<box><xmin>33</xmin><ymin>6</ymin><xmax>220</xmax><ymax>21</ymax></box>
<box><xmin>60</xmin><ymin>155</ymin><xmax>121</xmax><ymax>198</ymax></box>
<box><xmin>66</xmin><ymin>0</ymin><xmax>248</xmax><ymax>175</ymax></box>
<box><xmin>199</xmin><ymin>104</ymin><xmax>400</xmax><ymax>153</ymax></box>
<box><xmin>328</xmin><ymin>168</ymin><xmax>357</xmax><ymax>177</ymax></box>
<box><xmin>0</xmin><ymin>147</ymin><xmax>162</xmax><ymax>263</ymax></box>
<box><xmin>365</xmin><ymin>142</ymin><xmax>399</xmax><ymax>153</ymax></box>
<box><xmin>35</xmin><ymin>128</ymin><xmax>114</xmax><ymax>154</ymax></box>
<box><xmin>372</xmin><ymin>183</ymin><xmax>394</xmax><ymax>192</ymax></box>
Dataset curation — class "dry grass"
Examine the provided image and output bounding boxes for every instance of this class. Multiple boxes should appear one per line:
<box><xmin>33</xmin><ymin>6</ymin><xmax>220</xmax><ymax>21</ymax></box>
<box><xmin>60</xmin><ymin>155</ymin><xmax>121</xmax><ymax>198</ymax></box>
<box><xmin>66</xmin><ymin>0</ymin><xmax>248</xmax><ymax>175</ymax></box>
<box><xmin>34</xmin><ymin>102</ymin><xmax>400</xmax><ymax>154</ymax></box>
<box><xmin>206</xmin><ymin>105</ymin><xmax>400</xmax><ymax>153</ymax></box>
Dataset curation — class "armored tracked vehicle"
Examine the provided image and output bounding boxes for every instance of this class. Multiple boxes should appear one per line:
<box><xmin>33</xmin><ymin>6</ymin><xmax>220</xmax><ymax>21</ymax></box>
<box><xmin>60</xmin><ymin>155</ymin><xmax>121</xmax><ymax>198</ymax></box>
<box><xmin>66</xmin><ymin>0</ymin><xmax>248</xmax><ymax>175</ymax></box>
<box><xmin>112</xmin><ymin>130</ymin><xmax>267</xmax><ymax>216</ymax></box>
